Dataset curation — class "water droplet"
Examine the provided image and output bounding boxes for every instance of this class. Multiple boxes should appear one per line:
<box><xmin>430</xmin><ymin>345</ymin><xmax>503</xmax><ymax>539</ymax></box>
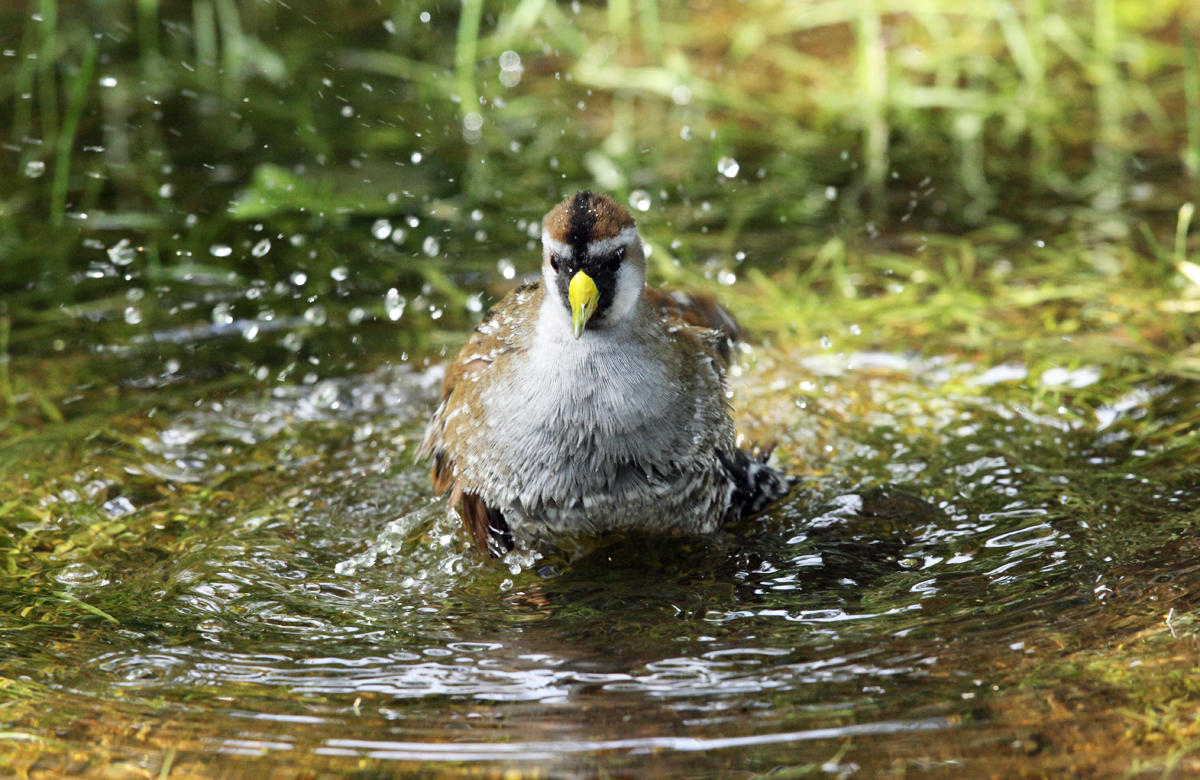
<box><xmin>422</xmin><ymin>236</ymin><xmax>440</xmax><ymax>256</ymax></box>
<box><xmin>419</xmin><ymin>11</ymin><xmax>431</xmax><ymax>22</ymax></box>
<box><xmin>348</xmin><ymin>307</ymin><xmax>367</xmax><ymax>325</ymax></box>
<box><xmin>411</xmin><ymin>152</ymin><xmax>423</xmax><ymax>164</ymax></box>
<box><xmin>331</xmin><ymin>266</ymin><xmax>349</xmax><ymax>281</ymax></box>
<box><xmin>717</xmin><ymin>269</ymin><xmax>736</xmax><ymax>286</ymax></box>
<box><xmin>499</xmin><ymin>50</ymin><xmax>523</xmax><ymax>87</ymax></box>
<box><xmin>281</xmin><ymin>331</ymin><xmax>304</xmax><ymax>352</ymax></box>
<box><xmin>123</xmin><ymin>306</ymin><xmax>142</xmax><ymax>325</ymax></box>
<box><xmin>825</xmin><ymin>186</ymin><xmax>838</xmax><ymax>201</ymax></box>
<box><xmin>466</xmin><ymin>293</ymin><xmax>483</xmax><ymax>313</ymax></box>
<box><xmin>717</xmin><ymin>157</ymin><xmax>740</xmax><ymax>178</ymax></box>
<box><xmin>628</xmin><ymin>189</ymin><xmax>651</xmax><ymax>212</ymax></box>
<box><xmin>499</xmin><ymin>50</ymin><xmax>522</xmax><ymax>71</ymax></box>
<box><xmin>462</xmin><ymin>112</ymin><xmax>483</xmax><ymax>143</ymax></box>
<box><xmin>290</xmin><ymin>271</ymin><xmax>308</xmax><ymax>286</ymax></box>
<box><xmin>210</xmin><ymin>244</ymin><xmax>232</xmax><ymax>258</ymax></box>
<box><xmin>385</xmin><ymin>288</ymin><xmax>407</xmax><ymax>320</ymax></box>
<box><xmin>56</xmin><ymin>562</ymin><xmax>102</xmax><ymax>586</ymax></box>
<box><xmin>304</xmin><ymin>305</ymin><xmax>327</xmax><ymax>326</ymax></box>
<box><xmin>498</xmin><ymin>259</ymin><xmax>516</xmax><ymax>279</ymax></box>
<box><xmin>671</xmin><ymin>85</ymin><xmax>692</xmax><ymax>105</ymax></box>
<box><xmin>383</xmin><ymin>18</ymin><xmax>396</xmax><ymax>34</ymax></box>
<box><xmin>340</xmin><ymin>104</ymin><xmax>354</xmax><ymax>118</ymax></box>
<box><xmin>371</xmin><ymin>219</ymin><xmax>393</xmax><ymax>240</ymax></box>
<box><xmin>107</xmin><ymin>238</ymin><xmax>136</xmax><ymax>265</ymax></box>
<box><xmin>243</xmin><ymin>323</ymin><xmax>260</xmax><ymax>341</ymax></box>
<box><xmin>819</xmin><ymin>335</ymin><xmax>833</xmax><ymax>350</ymax></box>
<box><xmin>308</xmin><ymin>381</ymin><xmax>339</xmax><ymax>409</ymax></box>
<box><xmin>679</xmin><ymin>125</ymin><xmax>692</xmax><ymax>141</ymax></box>
<box><xmin>165</xmin><ymin>358</ymin><xmax>181</xmax><ymax>373</ymax></box>
<box><xmin>24</xmin><ymin>159</ymin><xmax>45</xmax><ymax>178</ymax></box>
<box><xmin>251</xmin><ymin>238</ymin><xmax>271</xmax><ymax>257</ymax></box>
<box><xmin>158</xmin><ymin>182</ymin><xmax>174</xmax><ymax>198</ymax></box>
<box><xmin>212</xmin><ymin>303</ymin><xmax>233</xmax><ymax>326</ymax></box>
<box><xmin>99</xmin><ymin>75</ymin><xmax>117</xmax><ymax>88</ymax></box>
<box><xmin>470</xmin><ymin>209</ymin><xmax>484</xmax><ymax>222</ymax></box>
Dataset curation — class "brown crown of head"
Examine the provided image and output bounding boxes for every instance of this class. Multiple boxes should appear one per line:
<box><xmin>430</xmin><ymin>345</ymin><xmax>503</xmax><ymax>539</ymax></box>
<box><xmin>543</xmin><ymin>191</ymin><xmax>636</xmax><ymax>250</ymax></box>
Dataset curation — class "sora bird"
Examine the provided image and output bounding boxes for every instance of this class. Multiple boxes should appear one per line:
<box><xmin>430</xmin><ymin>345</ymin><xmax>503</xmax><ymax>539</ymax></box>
<box><xmin>421</xmin><ymin>191</ymin><xmax>792</xmax><ymax>555</ymax></box>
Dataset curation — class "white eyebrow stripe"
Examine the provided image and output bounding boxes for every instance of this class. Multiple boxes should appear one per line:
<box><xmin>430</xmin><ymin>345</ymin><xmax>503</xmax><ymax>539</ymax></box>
<box><xmin>541</xmin><ymin>232</ymin><xmax>573</xmax><ymax>259</ymax></box>
<box><xmin>586</xmin><ymin>225</ymin><xmax>639</xmax><ymax>258</ymax></box>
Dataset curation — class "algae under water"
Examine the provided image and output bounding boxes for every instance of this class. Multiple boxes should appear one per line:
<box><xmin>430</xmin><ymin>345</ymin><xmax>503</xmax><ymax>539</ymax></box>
<box><xmin>2</xmin><ymin>0</ymin><xmax>1200</xmax><ymax>777</ymax></box>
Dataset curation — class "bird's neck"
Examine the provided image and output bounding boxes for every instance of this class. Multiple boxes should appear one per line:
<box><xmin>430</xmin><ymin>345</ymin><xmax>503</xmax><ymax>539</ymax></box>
<box><xmin>513</xmin><ymin>285</ymin><xmax>674</xmax><ymax>428</ymax></box>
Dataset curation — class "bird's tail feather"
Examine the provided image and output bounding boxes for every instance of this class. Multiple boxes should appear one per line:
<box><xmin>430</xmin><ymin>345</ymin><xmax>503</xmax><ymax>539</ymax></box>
<box><xmin>718</xmin><ymin>447</ymin><xmax>794</xmax><ymax>520</ymax></box>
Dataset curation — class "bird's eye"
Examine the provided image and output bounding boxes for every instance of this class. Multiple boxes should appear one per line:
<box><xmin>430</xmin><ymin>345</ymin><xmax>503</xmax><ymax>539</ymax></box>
<box><xmin>550</xmin><ymin>255</ymin><xmax>561</xmax><ymax>272</ymax></box>
<box><xmin>607</xmin><ymin>247</ymin><xmax>625</xmax><ymax>270</ymax></box>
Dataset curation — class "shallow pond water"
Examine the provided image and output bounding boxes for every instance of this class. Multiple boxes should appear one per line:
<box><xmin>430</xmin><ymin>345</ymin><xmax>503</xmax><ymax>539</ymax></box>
<box><xmin>3</xmin><ymin>319</ymin><xmax>1198</xmax><ymax>776</ymax></box>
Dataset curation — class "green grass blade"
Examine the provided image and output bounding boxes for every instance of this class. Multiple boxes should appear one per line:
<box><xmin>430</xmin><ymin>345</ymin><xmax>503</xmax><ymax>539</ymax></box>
<box><xmin>455</xmin><ymin>0</ymin><xmax>484</xmax><ymax>118</ymax></box>
<box><xmin>36</xmin><ymin>0</ymin><xmax>60</xmax><ymax>144</ymax></box>
<box><xmin>1184</xmin><ymin>27</ymin><xmax>1200</xmax><ymax>185</ymax></box>
<box><xmin>855</xmin><ymin>0</ymin><xmax>888</xmax><ymax>214</ymax></box>
<box><xmin>49</xmin><ymin>39</ymin><xmax>96</xmax><ymax>228</ymax></box>
<box><xmin>53</xmin><ymin>591</ymin><xmax>119</xmax><ymax>625</ymax></box>
<box><xmin>636</xmin><ymin>0</ymin><xmax>662</xmax><ymax>60</ymax></box>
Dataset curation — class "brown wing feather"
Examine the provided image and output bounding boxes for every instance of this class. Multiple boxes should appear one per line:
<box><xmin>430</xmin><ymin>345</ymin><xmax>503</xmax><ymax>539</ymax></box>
<box><xmin>431</xmin><ymin>450</ymin><xmax>455</xmax><ymax>494</ymax></box>
<box><xmin>421</xmin><ymin>281</ymin><xmax>541</xmax><ymax>556</ymax></box>
<box><xmin>647</xmin><ymin>290</ymin><xmax>792</xmax><ymax>518</ymax></box>
<box><xmin>646</xmin><ymin>288</ymin><xmax>742</xmax><ymax>367</ymax></box>
<box><xmin>646</xmin><ymin>288</ymin><xmax>742</xmax><ymax>342</ymax></box>
<box><xmin>458</xmin><ymin>491</ymin><xmax>513</xmax><ymax>556</ymax></box>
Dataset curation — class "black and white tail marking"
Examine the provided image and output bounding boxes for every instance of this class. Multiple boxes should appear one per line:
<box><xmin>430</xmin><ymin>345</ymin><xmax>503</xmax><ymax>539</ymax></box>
<box><xmin>718</xmin><ymin>448</ymin><xmax>794</xmax><ymax>519</ymax></box>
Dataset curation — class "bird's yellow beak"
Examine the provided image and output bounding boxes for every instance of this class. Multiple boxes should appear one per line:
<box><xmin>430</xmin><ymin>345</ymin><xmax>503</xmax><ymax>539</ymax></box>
<box><xmin>568</xmin><ymin>270</ymin><xmax>599</xmax><ymax>339</ymax></box>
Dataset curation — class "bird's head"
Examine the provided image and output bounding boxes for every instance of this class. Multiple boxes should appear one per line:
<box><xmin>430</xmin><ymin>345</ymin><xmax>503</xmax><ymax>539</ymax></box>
<box><xmin>541</xmin><ymin>191</ymin><xmax>646</xmax><ymax>339</ymax></box>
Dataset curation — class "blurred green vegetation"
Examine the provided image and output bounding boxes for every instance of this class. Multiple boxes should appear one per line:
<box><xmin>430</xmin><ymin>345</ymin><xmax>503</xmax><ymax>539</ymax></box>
<box><xmin>3</xmin><ymin>0</ymin><xmax>1197</xmax><ymax>264</ymax></box>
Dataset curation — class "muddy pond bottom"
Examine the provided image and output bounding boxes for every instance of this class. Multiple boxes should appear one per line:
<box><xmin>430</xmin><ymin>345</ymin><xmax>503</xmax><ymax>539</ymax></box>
<box><xmin>2</xmin><ymin>350</ymin><xmax>1198</xmax><ymax>777</ymax></box>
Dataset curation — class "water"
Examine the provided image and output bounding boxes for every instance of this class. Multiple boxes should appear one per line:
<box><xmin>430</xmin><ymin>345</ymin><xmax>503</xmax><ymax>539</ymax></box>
<box><xmin>3</xmin><ymin>316</ymin><xmax>1196</xmax><ymax>775</ymax></box>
